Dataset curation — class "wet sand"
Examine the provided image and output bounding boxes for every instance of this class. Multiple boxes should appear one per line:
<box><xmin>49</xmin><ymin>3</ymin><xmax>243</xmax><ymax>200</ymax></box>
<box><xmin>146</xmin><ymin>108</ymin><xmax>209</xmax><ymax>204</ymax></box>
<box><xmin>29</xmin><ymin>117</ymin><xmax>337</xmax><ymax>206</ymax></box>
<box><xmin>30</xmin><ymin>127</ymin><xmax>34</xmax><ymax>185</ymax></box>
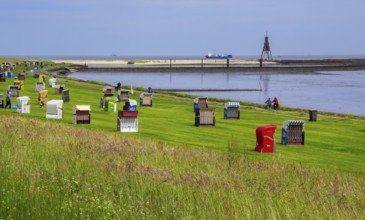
<box><xmin>53</xmin><ymin>58</ymin><xmax>365</xmax><ymax>73</ymax></box>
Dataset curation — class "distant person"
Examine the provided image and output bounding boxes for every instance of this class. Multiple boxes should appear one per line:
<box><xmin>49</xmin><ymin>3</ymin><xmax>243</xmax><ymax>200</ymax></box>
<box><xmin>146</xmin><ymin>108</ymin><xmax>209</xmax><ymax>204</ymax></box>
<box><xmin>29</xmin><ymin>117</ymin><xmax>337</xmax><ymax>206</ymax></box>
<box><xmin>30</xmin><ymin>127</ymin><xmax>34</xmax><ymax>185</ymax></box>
<box><xmin>265</xmin><ymin>98</ymin><xmax>272</xmax><ymax>109</ymax></box>
<box><xmin>148</xmin><ymin>86</ymin><xmax>152</xmax><ymax>93</ymax></box>
<box><xmin>117</xmin><ymin>94</ymin><xmax>121</xmax><ymax>102</ymax></box>
<box><xmin>273</xmin><ymin>97</ymin><xmax>279</xmax><ymax>110</ymax></box>
<box><xmin>5</xmin><ymin>91</ymin><xmax>11</xmax><ymax>108</ymax></box>
<box><xmin>116</xmin><ymin>82</ymin><xmax>121</xmax><ymax>91</ymax></box>
<box><xmin>100</xmin><ymin>97</ymin><xmax>104</xmax><ymax>108</ymax></box>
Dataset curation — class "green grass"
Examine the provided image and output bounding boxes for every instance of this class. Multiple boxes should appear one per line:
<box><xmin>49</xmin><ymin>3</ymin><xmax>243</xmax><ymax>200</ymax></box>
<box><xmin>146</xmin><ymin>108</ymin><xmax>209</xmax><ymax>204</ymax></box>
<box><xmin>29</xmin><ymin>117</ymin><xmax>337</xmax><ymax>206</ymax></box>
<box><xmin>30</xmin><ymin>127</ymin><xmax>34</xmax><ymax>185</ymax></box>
<box><xmin>1</xmin><ymin>115</ymin><xmax>364</xmax><ymax>219</ymax></box>
<box><xmin>1</xmin><ymin>61</ymin><xmax>365</xmax><ymax>173</ymax></box>
<box><xmin>127</xmin><ymin>60</ymin><xmax>149</xmax><ymax>64</ymax></box>
<box><xmin>1</xmin><ymin>60</ymin><xmax>365</xmax><ymax>218</ymax></box>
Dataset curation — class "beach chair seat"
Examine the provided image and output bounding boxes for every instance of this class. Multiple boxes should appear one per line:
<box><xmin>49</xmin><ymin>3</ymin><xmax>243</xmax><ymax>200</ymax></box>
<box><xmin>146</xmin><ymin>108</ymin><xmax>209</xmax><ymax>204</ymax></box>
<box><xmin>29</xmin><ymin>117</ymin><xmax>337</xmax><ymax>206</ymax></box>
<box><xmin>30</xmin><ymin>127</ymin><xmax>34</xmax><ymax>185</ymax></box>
<box><xmin>224</xmin><ymin>102</ymin><xmax>240</xmax><ymax>119</ymax></box>
<box><xmin>118</xmin><ymin>89</ymin><xmax>129</xmax><ymax>101</ymax></box>
<box><xmin>195</xmin><ymin>108</ymin><xmax>215</xmax><ymax>126</ymax></box>
<box><xmin>38</xmin><ymin>90</ymin><xmax>48</xmax><ymax>105</ymax></box>
<box><xmin>14</xmin><ymin>80</ymin><xmax>24</xmax><ymax>90</ymax></box>
<box><xmin>117</xmin><ymin>110</ymin><xmax>138</xmax><ymax>132</ymax></box>
<box><xmin>18</xmin><ymin>73</ymin><xmax>25</xmax><ymax>80</ymax></box>
<box><xmin>46</xmin><ymin>100</ymin><xmax>63</xmax><ymax>119</ymax></box>
<box><xmin>62</xmin><ymin>90</ymin><xmax>70</xmax><ymax>103</ymax></box>
<box><xmin>73</xmin><ymin>105</ymin><xmax>91</xmax><ymax>124</ymax></box>
<box><xmin>140</xmin><ymin>93</ymin><xmax>152</xmax><ymax>106</ymax></box>
<box><xmin>49</xmin><ymin>78</ymin><xmax>57</xmax><ymax>88</ymax></box>
<box><xmin>8</xmin><ymin>85</ymin><xmax>19</xmax><ymax>97</ymax></box>
<box><xmin>36</xmin><ymin>82</ymin><xmax>45</xmax><ymax>92</ymax></box>
<box><xmin>281</xmin><ymin>120</ymin><xmax>305</xmax><ymax>145</ymax></box>
<box><xmin>16</xmin><ymin>96</ymin><xmax>30</xmax><ymax>114</ymax></box>
<box><xmin>0</xmin><ymin>93</ymin><xmax>4</xmax><ymax>108</ymax></box>
<box><xmin>0</xmin><ymin>72</ymin><xmax>5</xmax><ymax>82</ymax></box>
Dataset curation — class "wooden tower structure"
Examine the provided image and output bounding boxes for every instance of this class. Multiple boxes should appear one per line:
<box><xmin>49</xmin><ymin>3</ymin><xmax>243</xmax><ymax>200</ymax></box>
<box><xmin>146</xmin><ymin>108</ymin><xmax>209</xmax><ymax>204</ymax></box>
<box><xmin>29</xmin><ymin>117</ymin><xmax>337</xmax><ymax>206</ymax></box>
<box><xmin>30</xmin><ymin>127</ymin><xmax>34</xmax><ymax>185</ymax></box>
<box><xmin>261</xmin><ymin>32</ymin><xmax>272</xmax><ymax>60</ymax></box>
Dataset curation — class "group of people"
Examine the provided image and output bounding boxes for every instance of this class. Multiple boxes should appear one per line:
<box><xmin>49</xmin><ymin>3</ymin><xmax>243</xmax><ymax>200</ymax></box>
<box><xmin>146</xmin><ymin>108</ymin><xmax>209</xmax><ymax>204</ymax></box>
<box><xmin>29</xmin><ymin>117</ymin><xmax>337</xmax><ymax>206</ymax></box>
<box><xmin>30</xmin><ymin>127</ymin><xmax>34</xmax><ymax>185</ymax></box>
<box><xmin>265</xmin><ymin>97</ymin><xmax>279</xmax><ymax>110</ymax></box>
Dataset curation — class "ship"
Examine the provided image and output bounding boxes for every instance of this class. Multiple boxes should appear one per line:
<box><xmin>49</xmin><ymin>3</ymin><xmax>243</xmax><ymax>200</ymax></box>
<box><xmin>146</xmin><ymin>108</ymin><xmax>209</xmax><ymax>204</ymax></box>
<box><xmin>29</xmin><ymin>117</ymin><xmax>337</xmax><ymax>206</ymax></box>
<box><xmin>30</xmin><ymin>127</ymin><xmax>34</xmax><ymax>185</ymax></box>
<box><xmin>205</xmin><ymin>53</ymin><xmax>233</xmax><ymax>59</ymax></box>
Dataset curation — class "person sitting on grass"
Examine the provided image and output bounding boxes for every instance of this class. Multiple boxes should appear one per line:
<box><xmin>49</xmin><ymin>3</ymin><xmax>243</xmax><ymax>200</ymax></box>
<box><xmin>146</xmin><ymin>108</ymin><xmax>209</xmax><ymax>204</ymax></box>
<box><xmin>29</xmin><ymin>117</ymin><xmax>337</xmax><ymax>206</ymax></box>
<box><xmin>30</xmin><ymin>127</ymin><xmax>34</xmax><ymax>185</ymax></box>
<box><xmin>273</xmin><ymin>97</ymin><xmax>279</xmax><ymax>110</ymax></box>
<box><xmin>265</xmin><ymin>98</ymin><xmax>272</xmax><ymax>109</ymax></box>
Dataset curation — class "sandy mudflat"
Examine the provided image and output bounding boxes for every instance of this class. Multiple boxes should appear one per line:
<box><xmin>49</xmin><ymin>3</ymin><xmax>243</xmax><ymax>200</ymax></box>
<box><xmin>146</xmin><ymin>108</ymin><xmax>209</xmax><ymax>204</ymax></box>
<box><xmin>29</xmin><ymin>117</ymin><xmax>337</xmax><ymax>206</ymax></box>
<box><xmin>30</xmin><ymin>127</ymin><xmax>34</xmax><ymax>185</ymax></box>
<box><xmin>52</xmin><ymin>59</ymin><xmax>276</xmax><ymax>67</ymax></box>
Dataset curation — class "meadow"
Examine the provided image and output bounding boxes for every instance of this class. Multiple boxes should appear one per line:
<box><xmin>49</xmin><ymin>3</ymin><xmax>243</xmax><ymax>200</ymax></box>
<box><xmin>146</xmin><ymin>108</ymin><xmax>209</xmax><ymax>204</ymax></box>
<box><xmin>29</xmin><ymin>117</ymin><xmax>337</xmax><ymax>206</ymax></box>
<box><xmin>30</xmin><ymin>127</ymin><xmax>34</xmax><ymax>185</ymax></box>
<box><xmin>0</xmin><ymin>60</ymin><xmax>365</xmax><ymax>219</ymax></box>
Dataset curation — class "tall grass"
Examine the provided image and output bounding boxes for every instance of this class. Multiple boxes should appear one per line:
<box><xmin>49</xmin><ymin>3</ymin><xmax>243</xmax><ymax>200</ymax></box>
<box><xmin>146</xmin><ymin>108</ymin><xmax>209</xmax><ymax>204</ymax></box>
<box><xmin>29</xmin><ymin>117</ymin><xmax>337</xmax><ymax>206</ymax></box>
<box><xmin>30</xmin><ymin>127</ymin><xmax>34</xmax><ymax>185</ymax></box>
<box><xmin>1</xmin><ymin>115</ymin><xmax>364</xmax><ymax>219</ymax></box>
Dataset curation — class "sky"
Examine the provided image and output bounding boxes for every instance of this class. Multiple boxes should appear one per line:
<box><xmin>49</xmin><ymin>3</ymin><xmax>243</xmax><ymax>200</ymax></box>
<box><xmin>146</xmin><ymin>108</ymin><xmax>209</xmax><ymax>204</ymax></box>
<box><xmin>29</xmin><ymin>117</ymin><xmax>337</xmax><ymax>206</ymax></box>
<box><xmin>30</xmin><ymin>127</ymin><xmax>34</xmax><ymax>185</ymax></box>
<box><xmin>1</xmin><ymin>0</ymin><xmax>364</xmax><ymax>57</ymax></box>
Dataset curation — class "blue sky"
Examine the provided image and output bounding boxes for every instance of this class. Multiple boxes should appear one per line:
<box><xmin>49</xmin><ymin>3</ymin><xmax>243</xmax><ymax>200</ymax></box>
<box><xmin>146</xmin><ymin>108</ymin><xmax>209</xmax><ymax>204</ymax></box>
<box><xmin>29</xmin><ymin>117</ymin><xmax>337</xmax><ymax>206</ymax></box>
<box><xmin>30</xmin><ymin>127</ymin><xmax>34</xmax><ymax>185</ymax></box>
<box><xmin>1</xmin><ymin>0</ymin><xmax>364</xmax><ymax>57</ymax></box>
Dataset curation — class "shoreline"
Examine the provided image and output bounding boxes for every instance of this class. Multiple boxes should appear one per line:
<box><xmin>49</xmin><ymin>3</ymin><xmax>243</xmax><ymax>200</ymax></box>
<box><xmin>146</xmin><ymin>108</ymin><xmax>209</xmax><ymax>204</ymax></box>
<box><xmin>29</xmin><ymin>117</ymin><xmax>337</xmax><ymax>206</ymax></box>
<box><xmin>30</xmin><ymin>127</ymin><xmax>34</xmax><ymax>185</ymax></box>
<box><xmin>53</xmin><ymin>58</ymin><xmax>365</xmax><ymax>73</ymax></box>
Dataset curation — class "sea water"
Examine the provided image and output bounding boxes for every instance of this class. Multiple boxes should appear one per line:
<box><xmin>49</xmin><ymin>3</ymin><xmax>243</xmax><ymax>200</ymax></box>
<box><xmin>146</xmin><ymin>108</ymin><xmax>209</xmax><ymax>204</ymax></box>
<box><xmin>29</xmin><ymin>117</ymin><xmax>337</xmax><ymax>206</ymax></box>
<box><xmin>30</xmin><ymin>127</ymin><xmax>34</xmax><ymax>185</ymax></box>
<box><xmin>69</xmin><ymin>70</ymin><xmax>365</xmax><ymax>116</ymax></box>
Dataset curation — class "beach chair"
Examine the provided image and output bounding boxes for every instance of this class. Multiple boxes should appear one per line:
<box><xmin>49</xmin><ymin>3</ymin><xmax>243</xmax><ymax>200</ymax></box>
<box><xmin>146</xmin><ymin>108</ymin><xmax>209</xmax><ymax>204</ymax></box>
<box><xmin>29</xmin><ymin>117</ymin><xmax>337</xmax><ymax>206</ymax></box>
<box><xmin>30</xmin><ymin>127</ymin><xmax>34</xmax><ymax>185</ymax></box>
<box><xmin>73</xmin><ymin>105</ymin><xmax>91</xmax><ymax>124</ymax></box>
<box><xmin>38</xmin><ymin>90</ymin><xmax>48</xmax><ymax>105</ymax></box>
<box><xmin>49</xmin><ymin>78</ymin><xmax>56</xmax><ymax>88</ymax></box>
<box><xmin>123</xmin><ymin>99</ymin><xmax>137</xmax><ymax>111</ymax></box>
<box><xmin>224</xmin><ymin>102</ymin><xmax>240</xmax><ymax>120</ymax></box>
<box><xmin>117</xmin><ymin>110</ymin><xmax>138</xmax><ymax>132</ymax></box>
<box><xmin>8</xmin><ymin>85</ymin><xmax>19</xmax><ymax>97</ymax></box>
<box><xmin>104</xmin><ymin>97</ymin><xmax>117</xmax><ymax>112</ymax></box>
<box><xmin>38</xmin><ymin>74</ymin><xmax>46</xmax><ymax>82</ymax></box>
<box><xmin>255</xmin><ymin>125</ymin><xmax>277</xmax><ymax>153</ymax></box>
<box><xmin>46</xmin><ymin>100</ymin><xmax>63</xmax><ymax>119</ymax></box>
<box><xmin>6</xmin><ymin>72</ymin><xmax>14</xmax><ymax>78</ymax></box>
<box><xmin>36</xmin><ymin>82</ymin><xmax>45</xmax><ymax>92</ymax></box>
<box><xmin>54</xmin><ymin>84</ymin><xmax>64</xmax><ymax>94</ymax></box>
<box><xmin>195</xmin><ymin>108</ymin><xmax>215</xmax><ymax>126</ymax></box>
<box><xmin>0</xmin><ymin>72</ymin><xmax>5</xmax><ymax>82</ymax></box>
<box><xmin>14</xmin><ymin>80</ymin><xmax>24</xmax><ymax>90</ymax></box>
<box><xmin>16</xmin><ymin>96</ymin><xmax>30</xmax><ymax>114</ymax></box>
<box><xmin>0</xmin><ymin>93</ymin><xmax>4</xmax><ymax>108</ymax></box>
<box><xmin>140</xmin><ymin>93</ymin><xmax>152</xmax><ymax>106</ymax></box>
<box><xmin>281</xmin><ymin>120</ymin><xmax>305</xmax><ymax>145</ymax></box>
<box><xmin>62</xmin><ymin>90</ymin><xmax>70</xmax><ymax>103</ymax></box>
<box><xmin>18</xmin><ymin>73</ymin><xmax>25</xmax><ymax>80</ymax></box>
<box><xmin>102</xmin><ymin>86</ymin><xmax>114</xmax><ymax>94</ymax></box>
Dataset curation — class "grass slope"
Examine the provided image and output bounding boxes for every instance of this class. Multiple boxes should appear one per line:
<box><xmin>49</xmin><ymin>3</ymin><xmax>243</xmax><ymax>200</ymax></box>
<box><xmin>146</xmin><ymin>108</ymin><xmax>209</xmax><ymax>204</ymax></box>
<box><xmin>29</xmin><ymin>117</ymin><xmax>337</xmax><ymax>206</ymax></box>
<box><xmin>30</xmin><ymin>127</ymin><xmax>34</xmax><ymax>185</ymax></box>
<box><xmin>1</xmin><ymin>63</ymin><xmax>364</xmax><ymax>173</ymax></box>
<box><xmin>1</xmin><ymin>61</ymin><xmax>365</xmax><ymax>218</ymax></box>
<box><xmin>1</xmin><ymin>116</ymin><xmax>364</xmax><ymax>219</ymax></box>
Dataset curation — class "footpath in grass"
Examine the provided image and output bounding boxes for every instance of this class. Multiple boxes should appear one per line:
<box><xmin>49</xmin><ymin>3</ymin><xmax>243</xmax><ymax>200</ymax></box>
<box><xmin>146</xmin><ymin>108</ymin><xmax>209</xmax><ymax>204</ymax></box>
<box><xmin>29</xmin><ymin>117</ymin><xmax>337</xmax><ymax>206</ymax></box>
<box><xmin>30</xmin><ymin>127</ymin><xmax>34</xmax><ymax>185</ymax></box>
<box><xmin>0</xmin><ymin>62</ymin><xmax>365</xmax><ymax>173</ymax></box>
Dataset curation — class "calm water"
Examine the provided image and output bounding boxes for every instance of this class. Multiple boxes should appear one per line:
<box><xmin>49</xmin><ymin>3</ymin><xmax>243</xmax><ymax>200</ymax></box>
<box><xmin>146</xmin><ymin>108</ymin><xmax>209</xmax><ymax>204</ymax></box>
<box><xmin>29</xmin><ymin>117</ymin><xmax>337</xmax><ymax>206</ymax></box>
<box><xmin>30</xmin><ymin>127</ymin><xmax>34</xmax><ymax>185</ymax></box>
<box><xmin>69</xmin><ymin>70</ymin><xmax>365</xmax><ymax>116</ymax></box>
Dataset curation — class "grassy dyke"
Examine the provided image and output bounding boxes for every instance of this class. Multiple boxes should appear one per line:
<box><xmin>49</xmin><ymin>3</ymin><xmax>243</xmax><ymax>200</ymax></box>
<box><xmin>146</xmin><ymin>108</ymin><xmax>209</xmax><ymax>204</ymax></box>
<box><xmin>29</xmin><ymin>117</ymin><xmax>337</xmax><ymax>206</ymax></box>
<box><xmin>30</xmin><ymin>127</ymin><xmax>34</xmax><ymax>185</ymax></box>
<box><xmin>1</xmin><ymin>116</ymin><xmax>364</xmax><ymax>219</ymax></box>
<box><xmin>1</xmin><ymin>60</ymin><xmax>365</xmax><ymax>218</ymax></box>
<box><xmin>1</xmin><ymin>61</ymin><xmax>365</xmax><ymax>174</ymax></box>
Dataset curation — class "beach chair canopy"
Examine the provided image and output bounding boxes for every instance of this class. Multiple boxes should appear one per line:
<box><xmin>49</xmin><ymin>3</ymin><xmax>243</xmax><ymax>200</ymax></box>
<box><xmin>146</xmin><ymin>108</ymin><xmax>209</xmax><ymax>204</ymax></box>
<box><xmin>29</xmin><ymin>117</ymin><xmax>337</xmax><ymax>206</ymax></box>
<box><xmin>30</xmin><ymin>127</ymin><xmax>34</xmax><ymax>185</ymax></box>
<box><xmin>283</xmin><ymin>120</ymin><xmax>305</xmax><ymax>130</ymax></box>
<box><xmin>225</xmin><ymin>102</ymin><xmax>240</xmax><ymax>108</ymax></box>
<box><xmin>140</xmin><ymin>92</ymin><xmax>152</xmax><ymax>98</ymax></box>
<box><xmin>103</xmin><ymin>86</ymin><xmax>113</xmax><ymax>93</ymax></box>
<box><xmin>17</xmin><ymin>96</ymin><xmax>30</xmax><ymax>106</ymax></box>
<box><xmin>194</xmin><ymin>97</ymin><xmax>207</xmax><ymax>104</ymax></box>
<box><xmin>73</xmin><ymin>105</ymin><xmax>91</xmax><ymax>112</ymax></box>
